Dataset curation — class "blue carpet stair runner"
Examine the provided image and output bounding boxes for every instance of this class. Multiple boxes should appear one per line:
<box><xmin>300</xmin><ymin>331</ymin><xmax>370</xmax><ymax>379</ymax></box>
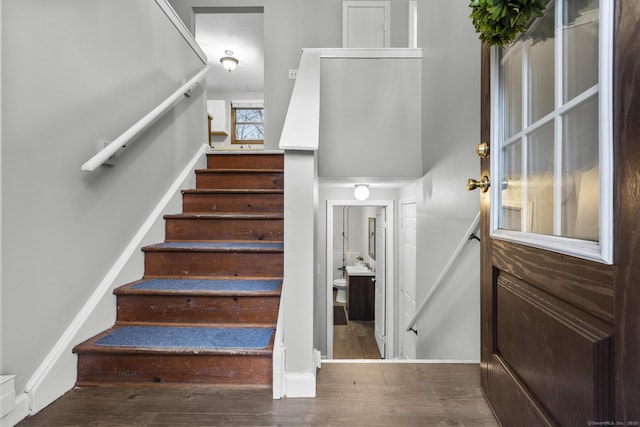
<box><xmin>95</xmin><ymin>326</ymin><xmax>274</xmax><ymax>350</ymax></box>
<box><xmin>130</xmin><ymin>278</ymin><xmax>281</xmax><ymax>293</ymax></box>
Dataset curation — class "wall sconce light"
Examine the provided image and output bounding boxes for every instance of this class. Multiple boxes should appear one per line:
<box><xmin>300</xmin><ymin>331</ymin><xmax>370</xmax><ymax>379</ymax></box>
<box><xmin>354</xmin><ymin>184</ymin><xmax>370</xmax><ymax>201</ymax></box>
<box><xmin>220</xmin><ymin>50</ymin><xmax>239</xmax><ymax>72</ymax></box>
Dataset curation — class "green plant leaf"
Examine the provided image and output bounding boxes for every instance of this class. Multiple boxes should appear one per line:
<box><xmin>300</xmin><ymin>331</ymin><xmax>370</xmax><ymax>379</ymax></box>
<box><xmin>468</xmin><ymin>0</ymin><xmax>549</xmax><ymax>46</ymax></box>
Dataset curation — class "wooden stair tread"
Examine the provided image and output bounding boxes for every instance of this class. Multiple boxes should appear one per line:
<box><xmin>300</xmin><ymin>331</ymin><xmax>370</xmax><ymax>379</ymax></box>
<box><xmin>74</xmin><ymin>325</ymin><xmax>275</xmax><ymax>355</ymax></box>
<box><xmin>182</xmin><ymin>189</ymin><xmax>284</xmax><ymax>194</ymax></box>
<box><xmin>116</xmin><ymin>321</ymin><xmax>277</xmax><ymax>328</ymax></box>
<box><xmin>196</xmin><ymin>168</ymin><xmax>283</xmax><ymax>173</ymax></box>
<box><xmin>115</xmin><ymin>278</ymin><xmax>282</xmax><ymax>296</ymax></box>
<box><xmin>74</xmin><ymin>381</ymin><xmax>272</xmax><ymax>390</ymax></box>
<box><xmin>164</xmin><ymin>213</ymin><xmax>283</xmax><ymax>220</ymax></box>
<box><xmin>142</xmin><ymin>241</ymin><xmax>283</xmax><ymax>253</ymax></box>
<box><xmin>206</xmin><ymin>151</ymin><xmax>283</xmax><ymax>155</ymax></box>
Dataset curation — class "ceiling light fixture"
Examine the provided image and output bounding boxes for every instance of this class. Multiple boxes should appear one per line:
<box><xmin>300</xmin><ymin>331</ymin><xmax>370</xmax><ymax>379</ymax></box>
<box><xmin>354</xmin><ymin>184</ymin><xmax>370</xmax><ymax>201</ymax></box>
<box><xmin>220</xmin><ymin>50</ymin><xmax>239</xmax><ymax>72</ymax></box>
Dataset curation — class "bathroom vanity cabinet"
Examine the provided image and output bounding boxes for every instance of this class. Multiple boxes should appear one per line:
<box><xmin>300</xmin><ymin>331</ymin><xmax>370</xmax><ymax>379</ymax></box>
<box><xmin>346</xmin><ymin>273</ymin><xmax>375</xmax><ymax>321</ymax></box>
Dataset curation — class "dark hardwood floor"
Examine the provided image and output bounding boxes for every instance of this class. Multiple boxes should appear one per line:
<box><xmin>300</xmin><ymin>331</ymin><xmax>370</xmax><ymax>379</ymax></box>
<box><xmin>333</xmin><ymin>290</ymin><xmax>382</xmax><ymax>359</ymax></box>
<box><xmin>333</xmin><ymin>319</ymin><xmax>381</xmax><ymax>359</ymax></box>
<box><xmin>17</xmin><ymin>363</ymin><xmax>498</xmax><ymax>426</ymax></box>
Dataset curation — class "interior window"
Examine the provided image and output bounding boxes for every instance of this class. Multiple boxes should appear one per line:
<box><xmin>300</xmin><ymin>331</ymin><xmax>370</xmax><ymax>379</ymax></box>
<box><xmin>231</xmin><ymin>107</ymin><xmax>264</xmax><ymax>144</ymax></box>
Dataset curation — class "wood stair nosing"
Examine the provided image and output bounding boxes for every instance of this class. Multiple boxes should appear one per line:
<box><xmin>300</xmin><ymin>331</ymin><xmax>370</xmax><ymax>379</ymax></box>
<box><xmin>115</xmin><ymin>321</ymin><xmax>278</xmax><ymax>329</ymax></box>
<box><xmin>141</xmin><ymin>242</ymin><xmax>283</xmax><ymax>253</ymax></box>
<box><xmin>164</xmin><ymin>213</ymin><xmax>284</xmax><ymax>220</ymax></box>
<box><xmin>196</xmin><ymin>168</ymin><xmax>284</xmax><ymax>174</ymax></box>
<box><xmin>182</xmin><ymin>189</ymin><xmax>284</xmax><ymax>195</ymax></box>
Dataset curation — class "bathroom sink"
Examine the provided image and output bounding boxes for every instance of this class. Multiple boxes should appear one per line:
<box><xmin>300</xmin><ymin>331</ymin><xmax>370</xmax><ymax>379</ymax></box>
<box><xmin>346</xmin><ymin>265</ymin><xmax>373</xmax><ymax>275</ymax></box>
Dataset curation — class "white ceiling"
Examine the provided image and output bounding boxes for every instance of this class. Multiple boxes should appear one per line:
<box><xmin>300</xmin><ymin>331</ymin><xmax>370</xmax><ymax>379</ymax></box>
<box><xmin>194</xmin><ymin>12</ymin><xmax>264</xmax><ymax>95</ymax></box>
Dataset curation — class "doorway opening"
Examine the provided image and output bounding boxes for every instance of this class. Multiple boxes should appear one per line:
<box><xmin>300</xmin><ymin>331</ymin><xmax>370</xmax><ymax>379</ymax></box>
<box><xmin>326</xmin><ymin>200</ymin><xmax>395</xmax><ymax>360</ymax></box>
<box><xmin>193</xmin><ymin>7</ymin><xmax>265</xmax><ymax>149</ymax></box>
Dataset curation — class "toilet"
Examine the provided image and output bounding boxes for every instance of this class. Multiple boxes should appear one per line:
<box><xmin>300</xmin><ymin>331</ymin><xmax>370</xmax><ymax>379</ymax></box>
<box><xmin>333</xmin><ymin>278</ymin><xmax>347</xmax><ymax>303</ymax></box>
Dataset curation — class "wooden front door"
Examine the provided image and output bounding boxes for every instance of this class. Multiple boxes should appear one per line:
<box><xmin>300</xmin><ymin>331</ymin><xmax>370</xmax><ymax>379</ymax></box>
<box><xmin>478</xmin><ymin>1</ymin><xmax>640</xmax><ymax>425</ymax></box>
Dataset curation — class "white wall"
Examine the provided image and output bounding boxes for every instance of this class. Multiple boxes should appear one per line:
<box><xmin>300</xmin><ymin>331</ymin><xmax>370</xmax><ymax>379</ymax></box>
<box><xmin>1</xmin><ymin>0</ymin><xmax>207</xmax><ymax>415</ymax></box>
<box><xmin>409</xmin><ymin>0</ymin><xmax>481</xmax><ymax>360</ymax></box>
<box><xmin>318</xmin><ymin>57</ymin><xmax>422</xmax><ymax>178</ymax></box>
<box><xmin>169</xmin><ymin>0</ymin><xmax>412</xmax><ymax>150</ymax></box>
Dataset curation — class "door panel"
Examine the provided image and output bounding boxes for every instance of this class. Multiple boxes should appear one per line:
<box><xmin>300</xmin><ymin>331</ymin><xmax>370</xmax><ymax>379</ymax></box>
<box><xmin>496</xmin><ymin>274</ymin><xmax>613</xmax><ymax>426</ymax></box>
<box><xmin>342</xmin><ymin>1</ymin><xmax>389</xmax><ymax>48</ymax></box>
<box><xmin>480</xmin><ymin>1</ymin><xmax>640</xmax><ymax>424</ymax></box>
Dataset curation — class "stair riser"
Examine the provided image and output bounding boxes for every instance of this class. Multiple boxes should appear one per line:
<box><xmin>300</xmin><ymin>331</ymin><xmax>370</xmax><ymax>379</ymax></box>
<box><xmin>182</xmin><ymin>193</ymin><xmax>283</xmax><ymax>213</ymax></box>
<box><xmin>196</xmin><ymin>172</ymin><xmax>283</xmax><ymax>190</ymax></box>
<box><xmin>144</xmin><ymin>252</ymin><xmax>283</xmax><ymax>277</ymax></box>
<box><xmin>117</xmin><ymin>295</ymin><xmax>280</xmax><ymax>325</ymax></box>
<box><xmin>165</xmin><ymin>218</ymin><xmax>283</xmax><ymax>242</ymax></box>
<box><xmin>76</xmin><ymin>353</ymin><xmax>272</xmax><ymax>386</ymax></box>
<box><xmin>207</xmin><ymin>154</ymin><xmax>283</xmax><ymax>170</ymax></box>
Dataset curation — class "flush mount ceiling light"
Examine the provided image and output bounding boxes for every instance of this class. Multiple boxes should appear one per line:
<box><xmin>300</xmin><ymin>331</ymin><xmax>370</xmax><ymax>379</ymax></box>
<box><xmin>220</xmin><ymin>50</ymin><xmax>239</xmax><ymax>72</ymax></box>
<box><xmin>354</xmin><ymin>184</ymin><xmax>370</xmax><ymax>201</ymax></box>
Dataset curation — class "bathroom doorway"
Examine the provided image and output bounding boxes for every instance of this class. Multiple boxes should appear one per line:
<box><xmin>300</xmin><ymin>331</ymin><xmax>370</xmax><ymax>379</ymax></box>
<box><xmin>326</xmin><ymin>200</ymin><xmax>395</xmax><ymax>360</ymax></box>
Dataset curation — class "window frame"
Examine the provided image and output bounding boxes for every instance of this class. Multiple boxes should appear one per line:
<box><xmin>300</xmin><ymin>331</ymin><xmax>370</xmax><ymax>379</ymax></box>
<box><xmin>489</xmin><ymin>0</ymin><xmax>614</xmax><ymax>264</ymax></box>
<box><xmin>231</xmin><ymin>106</ymin><xmax>264</xmax><ymax>145</ymax></box>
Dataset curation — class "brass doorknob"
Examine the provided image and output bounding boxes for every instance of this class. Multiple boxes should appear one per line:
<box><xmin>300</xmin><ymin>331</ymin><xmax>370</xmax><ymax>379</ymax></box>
<box><xmin>476</xmin><ymin>142</ymin><xmax>490</xmax><ymax>158</ymax></box>
<box><xmin>467</xmin><ymin>176</ymin><xmax>491</xmax><ymax>192</ymax></box>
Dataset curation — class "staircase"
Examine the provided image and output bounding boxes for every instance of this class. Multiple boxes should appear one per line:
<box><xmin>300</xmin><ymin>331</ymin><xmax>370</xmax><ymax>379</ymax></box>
<box><xmin>73</xmin><ymin>152</ymin><xmax>284</xmax><ymax>388</ymax></box>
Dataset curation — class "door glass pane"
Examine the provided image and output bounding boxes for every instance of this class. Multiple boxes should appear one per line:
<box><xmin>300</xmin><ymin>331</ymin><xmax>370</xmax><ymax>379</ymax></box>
<box><xmin>502</xmin><ymin>44</ymin><xmax>523</xmax><ymax>138</ymax></box>
<box><xmin>563</xmin><ymin>0</ymin><xmax>599</xmax><ymax>102</ymax></box>
<box><xmin>500</xmin><ymin>141</ymin><xmax>522</xmax><ymax>231</ymax></box>
<box><xmin>494</xmin><ymin>0</ymin><xmax>610</xmax><ymax>262</ymax></box>
<box><xmin>526</xmin><ymin>122</ymin><xmax>555</xmax><ymax>235</ymax></box>
<box><xmin>527</xmin><ymin>7</ymin><xmax>555</xmax><ymax>124</ymax></box>
<box><xmin>561</xmin><ymin>95</ymin><xmax>599</xmax><ymax>240</ymax></box>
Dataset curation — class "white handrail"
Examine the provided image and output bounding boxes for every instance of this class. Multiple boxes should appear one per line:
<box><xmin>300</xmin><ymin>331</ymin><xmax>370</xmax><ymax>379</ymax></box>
<box><xmin>405</xmin><ymin>212</ymin><xmax>481</xmax><ymax>332</ymax></box>
<box><xmin>81</xmin><ymin>65</ymin><xmax>212</xmax><ymax>172</ymax></box>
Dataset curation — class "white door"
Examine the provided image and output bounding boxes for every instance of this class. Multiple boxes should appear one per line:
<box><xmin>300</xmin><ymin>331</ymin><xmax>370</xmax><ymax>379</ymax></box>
<box><xmin>374</xmin><ymin>208</ymin><xmax>386</xmax><ymax>357</ymax></box>
<box><xmin>342</xmin><ymin>1</ymin><xmax>390</xmax><ymax>48</ymax></box>
<box><xmin>399</xmin><ymin>201</ymin><xmax>417</xmax><ymax>359</ymax></box>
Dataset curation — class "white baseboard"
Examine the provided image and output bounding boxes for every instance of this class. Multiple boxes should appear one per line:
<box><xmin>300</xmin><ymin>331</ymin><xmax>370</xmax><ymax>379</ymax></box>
<box><xmin>285</xmin><ymin>372</ymin><xmax>316</xmax><ymax>398</ymax></box>
<box><xmin>0</xmin><ymin>393</ymin><xmax>29</xmax><ymax>427</ymax></box>
<box><xmin>20</xmin><ymin>144</ymin><xmax>207</xmax><ymax>417</ymax></box>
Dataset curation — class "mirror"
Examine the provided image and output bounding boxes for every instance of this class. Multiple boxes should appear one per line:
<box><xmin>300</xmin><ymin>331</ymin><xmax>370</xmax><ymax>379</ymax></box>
<box><xmin>368</xmin><ymin>217</ymin><xmax>376</xmax><ymax>260</ymax></box>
